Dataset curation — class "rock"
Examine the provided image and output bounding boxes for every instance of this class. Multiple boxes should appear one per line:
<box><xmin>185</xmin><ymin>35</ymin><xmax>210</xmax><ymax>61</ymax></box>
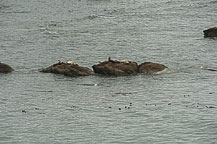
<box><xmin>0</xmin><ymin>62</ymin><xmax>14</xmax><ymax>73</ymax></box>
<box><xmin>203</xmin><ymin>27</ymin><xmax>217</xmax><ymax>37</ymax></box>
<box><xmin>92</xmin><ymin>58</ymin><xmax>138</xmax><ymax>76</ymax></box>
<box><xmin>0</xmin><ymin>5</ymin><xmax>9</xmax><ymax>9</ymax></box>
<box><xmin>200</xmin><ymin>67</ymin><xmax>217</xmax><ymax>72</ymax></box>
<box><xmin>40</xmin><ymin>62</ymin><xmax>94</xmax><ymax>77</ymax></box>
<box><xmin>138</xmin><ymin>62</ymin><xmax>168</xmax><ymax>74</ymax></box>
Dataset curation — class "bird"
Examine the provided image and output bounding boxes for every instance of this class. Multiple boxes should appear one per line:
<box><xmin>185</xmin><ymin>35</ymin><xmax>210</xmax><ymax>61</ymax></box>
<box><xmin>56</xmin><ymin>60</ymin><xmax>61</xmax><ymax>64</ymax></box>
<box><xmin>108</xmin><ymin>57</ymin><xmax>115</xmax><ymax>63</ymax></box>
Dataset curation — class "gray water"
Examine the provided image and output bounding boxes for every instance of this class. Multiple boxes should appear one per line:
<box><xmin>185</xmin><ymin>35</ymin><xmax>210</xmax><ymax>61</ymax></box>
<box><xmin>1</xmin><ymin>0</ymin><xmax>217</xmax><ymax>143</ymax></box>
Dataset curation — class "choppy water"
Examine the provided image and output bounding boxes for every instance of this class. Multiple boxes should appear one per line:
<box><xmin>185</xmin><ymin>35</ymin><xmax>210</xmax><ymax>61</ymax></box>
<box><xmin>1</xmin><ymin>0</ymin><xmax>217</xmax><ymax>143</ymax></box>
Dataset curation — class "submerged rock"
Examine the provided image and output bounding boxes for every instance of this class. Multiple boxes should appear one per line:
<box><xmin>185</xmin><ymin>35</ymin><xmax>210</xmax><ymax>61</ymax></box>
<box><xmin>200</xmin><ymin>67</ymin><xmax>217</xmax><ymax>72</ymax></box>
<box><xmin>0</xmin><ymin>62</ymin><xmax>14</xmax><ymax>73</ymax></box>
<box><xmin>40</xmin><ymin>61</ymin><xmax>94</xmax><ymax>77</ymax></box>
<box><xmin>138</xmin><ymin>62</ymin><xmax>168</xmax><ymax>74</ymax></box>
<box><xmin>0</xmin><ymin>5</ymin><xmax>9</xmax><ymax>9</ymax></box>
<box><xmin>92</xmin><ymin>58</ymin><xmax>138</xmax><ymax>76</ymax></box>
<box><xmin>203</xmin><ymin>27</ymin><xmax>217</xmax><ymax>37</ymax></box>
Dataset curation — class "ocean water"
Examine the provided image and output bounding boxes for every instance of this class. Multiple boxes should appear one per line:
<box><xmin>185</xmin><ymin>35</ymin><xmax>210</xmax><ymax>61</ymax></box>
<box><xmin>1</xmin><ymin>0</ymin><xmax>217</xmax><ymax>143</ymax></box>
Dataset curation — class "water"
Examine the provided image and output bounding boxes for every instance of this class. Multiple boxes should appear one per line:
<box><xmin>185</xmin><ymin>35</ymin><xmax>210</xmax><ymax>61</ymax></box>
<box><xmin>1</xmin><ymin>0</ymin><xmax>217</xmax><ymax>143</ymax></box>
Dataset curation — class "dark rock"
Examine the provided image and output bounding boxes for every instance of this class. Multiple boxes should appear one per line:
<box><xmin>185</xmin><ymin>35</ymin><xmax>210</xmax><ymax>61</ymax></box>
<box><xmin>203</xmin><ymin>27</ymin><xmax>217</xmax><ymax>37</ymax></box>
<box><xmin>0</xmin><ymin>62</ymin><xmax>14</xmax><ymax>73</ymax></box>
<box><xmin>200</xmin><ymin>67</ymin><xmax>217</xmax><ymax>72</ymax></box>
<box><xmin>40</xmin><ymin>61</ymin><xmax>94</xmax><ymax>77</ymax></box>
<box><xmin>206</xmin><ymin>106</ymin><xmax>216</xmax><ymax>109</ymax></box>
<box><xmin>22</xmin><ymin>110</ymin><xmax>27</xmax><ymax>113</ymax></box>
<box><xmin>0</xmin><ymin>5</ymin><xmax>9</xmax><ymax>9</ymax></box>
<box><xmin>138</xmin><ymin>62</ymin><xmax>168</xmax><ymax>74</ymax></box>
<box><xmin>92</xmin><ymin>59</ymin><xmax>138</xmax><ymax>76</ymax></box>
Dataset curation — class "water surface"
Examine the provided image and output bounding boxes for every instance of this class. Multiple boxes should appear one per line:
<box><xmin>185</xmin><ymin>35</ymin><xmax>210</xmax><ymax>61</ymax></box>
<box><xmin>1</xmin><ymin>0</ymin><xmax>217</xmax><ymax>143</ymax></box>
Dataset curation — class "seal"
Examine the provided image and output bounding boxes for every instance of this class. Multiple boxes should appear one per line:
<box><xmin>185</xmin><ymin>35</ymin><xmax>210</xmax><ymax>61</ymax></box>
<box><xmin>67</xmin><ymin>61</ymin><xmax>76</xmax><ymax>65</ymax></box>
<box><xmin>119</xmin><ymin>60</ymin><xmax>130</xmax><ymax>63</ymax></box>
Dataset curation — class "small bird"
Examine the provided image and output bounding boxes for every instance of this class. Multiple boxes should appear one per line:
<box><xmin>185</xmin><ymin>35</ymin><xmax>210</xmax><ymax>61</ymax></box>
<box><xmin>56</xmin><ymin>60</ymin><xmax>61</xmax><ymax>64</ymax></box>
<box><xmin>108</xmin><ymin>57</ymin><xmax>115</xmax><ymax>63</ymax></box>
<box><xmin>22</xmin><ymin>110</ymin><xmax>27</xmax><ymax>113</ymax></box>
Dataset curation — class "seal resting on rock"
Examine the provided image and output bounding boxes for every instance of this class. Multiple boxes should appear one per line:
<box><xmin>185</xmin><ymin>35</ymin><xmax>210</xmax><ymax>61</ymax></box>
<box><xmin>66</xmin><ymin>61</ymin><xmax>76</xmax><ymax>65</ymax></box>
<box><xmin>203</xmin><ymin>27</ymin><xmax>217</xmax><ymax>37</ymax></box>
<box><xmin>0</xmin><ymin>62</ymin><xmax>14</xmax><ymax>73</ymax></box>
<box><xmin>138</xmin><ymin>62</ymin><xmax>168</xmax><ymax>74</ymax></box>
<box><xmin>92</xmin><ymin>58</ymin><xmax>138</xmax><ymax>76</ymax></box>
<box><xmin>40</xmin><ymin>61</ymin><xmax>94</xmax><ymax>77</ymax></box>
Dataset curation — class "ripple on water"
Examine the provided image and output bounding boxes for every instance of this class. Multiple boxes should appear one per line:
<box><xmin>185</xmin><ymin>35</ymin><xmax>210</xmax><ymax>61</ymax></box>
<box><xmin>1</xmin><ymin>0</ymin><xmax>217</xmax><ymax>143</ymax></box>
